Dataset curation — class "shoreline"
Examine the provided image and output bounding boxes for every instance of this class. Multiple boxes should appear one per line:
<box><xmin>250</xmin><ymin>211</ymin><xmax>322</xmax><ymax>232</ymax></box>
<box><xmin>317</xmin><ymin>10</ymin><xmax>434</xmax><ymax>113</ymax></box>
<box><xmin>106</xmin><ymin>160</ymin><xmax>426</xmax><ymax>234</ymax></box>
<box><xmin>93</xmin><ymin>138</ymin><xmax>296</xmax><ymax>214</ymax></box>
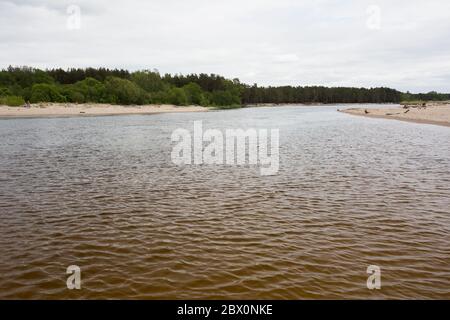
<box><xmin>340</xmin><ymin>104</ymin><xmax>450</xmax><ymax>127</ymax></box>
<box><xmin>243</xmin><ymin>102</ymin><xmax>399</xmax><ymax>108</ymax></box>
<box><xmin>0</xmin><ymin>103</ymin><xmax>208</xmax><ymax>119</ymax></box>
<box><xmin>0</xmin><ymin>102</ymin><xmax>386</xmax><ymax>119</ymax></box>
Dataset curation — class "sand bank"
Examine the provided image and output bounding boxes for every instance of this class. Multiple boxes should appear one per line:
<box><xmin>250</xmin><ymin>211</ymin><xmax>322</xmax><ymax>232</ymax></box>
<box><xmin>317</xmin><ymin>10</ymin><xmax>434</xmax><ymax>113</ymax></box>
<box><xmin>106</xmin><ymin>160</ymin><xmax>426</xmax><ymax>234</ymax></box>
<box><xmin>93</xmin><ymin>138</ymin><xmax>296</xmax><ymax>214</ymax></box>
<box><xmin>341</xmin><ymin>104</ymin><xmax>450</xmax><ymax>127</ymax></box>
<box><xmin>0</xmin><ymin>103</ymin><xmax>208</xmax><ymax>119</ymax></box>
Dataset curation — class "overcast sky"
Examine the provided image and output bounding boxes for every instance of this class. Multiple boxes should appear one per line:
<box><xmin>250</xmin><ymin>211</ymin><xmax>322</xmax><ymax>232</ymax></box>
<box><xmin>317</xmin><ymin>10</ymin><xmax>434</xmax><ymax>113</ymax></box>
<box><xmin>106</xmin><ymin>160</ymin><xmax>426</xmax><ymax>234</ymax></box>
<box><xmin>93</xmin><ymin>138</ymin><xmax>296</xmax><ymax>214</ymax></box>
<box><xmin>1</xmin><ymin>0</ymin><xmax>450</xmax><ymax>93</ymax></box>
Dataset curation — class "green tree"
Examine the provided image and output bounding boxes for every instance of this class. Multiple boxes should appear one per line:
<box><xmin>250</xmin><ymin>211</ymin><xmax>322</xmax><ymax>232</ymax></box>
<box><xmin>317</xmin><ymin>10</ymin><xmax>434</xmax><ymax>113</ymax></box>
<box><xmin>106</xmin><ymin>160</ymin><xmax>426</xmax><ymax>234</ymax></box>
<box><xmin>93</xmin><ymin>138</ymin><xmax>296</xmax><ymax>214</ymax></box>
<box><xmin>73</xmin><ymin>77</ymin><xmax>106</xmax><ymax>102</ymax></box>
<box><xmin>167</xmin><ymin>87</ymin><xmax>188</xmax><ymax>106</ymax></box>
<box><xmin>30</xmin><ymin>83</ymin><xmax>66</xmax><ymax>103</ymax></box>
<box><xmin>131</xmin><ymin>70</ymin><xmax>167</xmax><ymax>93</ymax></box>
<box><xmin>0</xmin><ymin>86</ymin><xmax>12</xmax><ymax>97</ymax></box>
<box><xmin>104</xmin><ymin>77</ymin><xmax>148</xmax><ymax>105</ymax></box>
<box><xmin>210</xmin><ymin>90</ymin><xmax>241</xmax><ymax>107</ymax></box>
<box><xmin>182</xmin><ymin>82</ymin><xmax>208</xmax><ymax>106</ymax></box>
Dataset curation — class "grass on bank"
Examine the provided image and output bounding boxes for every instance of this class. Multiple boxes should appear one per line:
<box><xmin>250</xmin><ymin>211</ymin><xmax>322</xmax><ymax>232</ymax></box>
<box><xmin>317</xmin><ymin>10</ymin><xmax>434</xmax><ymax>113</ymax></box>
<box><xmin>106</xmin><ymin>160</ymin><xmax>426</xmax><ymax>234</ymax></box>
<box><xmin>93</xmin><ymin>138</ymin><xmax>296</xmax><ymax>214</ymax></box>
<box><xmin>400</xmin><ymin>100</ymin><xmax>427</xmax><ymax>105</ymax></box>
<box><xmin>0</xmin><ymin>95</ymin><xmax>25</xmax><ymax>106</ymax></box>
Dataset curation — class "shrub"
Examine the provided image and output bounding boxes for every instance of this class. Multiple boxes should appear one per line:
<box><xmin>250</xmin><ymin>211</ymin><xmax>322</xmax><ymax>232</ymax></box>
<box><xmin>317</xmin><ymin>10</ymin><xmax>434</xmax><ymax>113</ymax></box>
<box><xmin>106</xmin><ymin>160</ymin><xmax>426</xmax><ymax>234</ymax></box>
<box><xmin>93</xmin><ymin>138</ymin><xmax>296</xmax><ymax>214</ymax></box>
<box><xmin>167</xmin><ymin>87</ymin><xmax>188</xmax><ymax>106</ymax></box>
<box><xmin>149</xmin><ymin>91</ymin><xmax>168</xmax><ymax>104</ymax></box>
<box><xmin>131</xmin><ymin>71</ymin><xmax>167</xmax><ymax>93</ymax></box>
<box><xmin>400</xmin><ymin>100</ymin><xmax>426</xmax><ymax>106</ymax></box>
<box><xmin>0</xmin><ymin>95</ymin><xmax>25</xmax><ymax>106</ymax></box>
<box><xmin>210</xmin><ymin>90</ymin><xmax>241</xmax><ymax>107</ymax></box>
<box><xmin>0</xmin><ymin>86</ymin><xmax>12</xmax><ymax>97</ymax></box>
<box><xmin>19</xmin><ymin>87</ymin><xmax>32</xmax><ymax>101</ymax></box>
<box><xmin>104</xmin><ymin>77</ymin><xmax>148</xmax><ymax>105</ymax></box>
<box><xmin>73</xmin><ymin>77</ymin><xmax>106</xmax><ymax>102</ymax></box>
<box><xmin>30</xmin><ymin>83</ymin><xmax>66</xmax><ymax>103</ymax></box>
<box><xmin>60</xmin><ymin>77</ymin><xmax>108</xmax><ymax>103</ymax></box>
<box><xmin>182</xmin><ymin>82</ymin><xmax>209</xmax><ymax>106</ymax></box>
<box><xmin>60</xmin><ymin>86</ymin><xmax>85</xmax><ymax>103</ymax></box>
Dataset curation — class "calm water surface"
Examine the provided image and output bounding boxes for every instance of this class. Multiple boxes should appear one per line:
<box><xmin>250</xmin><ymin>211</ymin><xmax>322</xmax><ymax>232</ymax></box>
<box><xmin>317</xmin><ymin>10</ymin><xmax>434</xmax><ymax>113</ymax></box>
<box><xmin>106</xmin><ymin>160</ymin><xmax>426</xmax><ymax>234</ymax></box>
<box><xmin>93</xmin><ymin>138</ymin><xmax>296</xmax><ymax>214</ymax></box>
<box><xmin>0</xmin><ymin>105</ymin><xmax>449</xmax><ymax>299</ymax></box>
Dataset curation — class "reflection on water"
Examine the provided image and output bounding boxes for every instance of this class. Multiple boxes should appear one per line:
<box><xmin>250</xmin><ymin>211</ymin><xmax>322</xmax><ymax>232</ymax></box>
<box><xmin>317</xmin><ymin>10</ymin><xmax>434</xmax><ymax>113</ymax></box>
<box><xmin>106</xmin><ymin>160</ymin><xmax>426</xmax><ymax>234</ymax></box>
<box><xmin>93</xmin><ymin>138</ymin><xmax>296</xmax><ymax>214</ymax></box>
<box><xmin>0</xmin><ymin>105</ymin><xmax>449</xmax><ymax>299</ymax></box>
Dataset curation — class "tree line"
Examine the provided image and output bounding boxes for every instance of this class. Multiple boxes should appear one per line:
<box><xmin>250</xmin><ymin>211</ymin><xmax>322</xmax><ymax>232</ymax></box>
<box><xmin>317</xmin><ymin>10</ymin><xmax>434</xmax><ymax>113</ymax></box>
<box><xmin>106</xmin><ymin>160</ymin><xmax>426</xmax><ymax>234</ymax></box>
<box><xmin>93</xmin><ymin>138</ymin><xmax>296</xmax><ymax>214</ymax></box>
<box><xmin>401</xmin><ymin>91</ymin><xmax>450</xmax><ymax>103</ymax></box>
<box><xmin>0</xmin><ymin>66</ymin><xmax>447</xmax><ymax>107</ymax></box>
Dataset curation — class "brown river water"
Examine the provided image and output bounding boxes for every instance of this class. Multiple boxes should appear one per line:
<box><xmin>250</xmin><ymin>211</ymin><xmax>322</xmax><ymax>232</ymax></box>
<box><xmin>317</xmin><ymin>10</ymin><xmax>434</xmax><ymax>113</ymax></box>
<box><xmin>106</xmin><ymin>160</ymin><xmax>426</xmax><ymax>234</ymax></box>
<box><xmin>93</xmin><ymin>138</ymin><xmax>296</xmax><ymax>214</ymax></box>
<box><xmin>0</xmin><ymin>105</ymin><xmax>449</xmax><ymax>299</ymax></box>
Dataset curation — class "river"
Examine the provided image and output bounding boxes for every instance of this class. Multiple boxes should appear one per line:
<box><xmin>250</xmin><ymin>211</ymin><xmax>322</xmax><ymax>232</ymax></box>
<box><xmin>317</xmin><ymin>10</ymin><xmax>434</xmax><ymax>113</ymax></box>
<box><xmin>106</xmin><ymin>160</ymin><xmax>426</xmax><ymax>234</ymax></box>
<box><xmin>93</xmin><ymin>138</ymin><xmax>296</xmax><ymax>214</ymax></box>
<box><xmin>0</xmin><ymin>105</ymin><xmax>449</xmax><ymax>299</ymax></box>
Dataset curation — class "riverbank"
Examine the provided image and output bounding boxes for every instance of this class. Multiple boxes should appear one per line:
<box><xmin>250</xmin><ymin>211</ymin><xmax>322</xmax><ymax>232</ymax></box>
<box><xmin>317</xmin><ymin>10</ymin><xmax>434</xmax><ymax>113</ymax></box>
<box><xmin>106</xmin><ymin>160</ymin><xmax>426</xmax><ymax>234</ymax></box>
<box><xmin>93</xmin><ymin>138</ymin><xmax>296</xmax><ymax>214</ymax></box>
<box><xmin>0</xmin><ymin>103</ymin><xmax>208</xmax><ymax>118</ymax></box>
<box><xmin>341</xmin><ymin>103</ymin><xmax>450</xmax><ymax>127</ymax></box>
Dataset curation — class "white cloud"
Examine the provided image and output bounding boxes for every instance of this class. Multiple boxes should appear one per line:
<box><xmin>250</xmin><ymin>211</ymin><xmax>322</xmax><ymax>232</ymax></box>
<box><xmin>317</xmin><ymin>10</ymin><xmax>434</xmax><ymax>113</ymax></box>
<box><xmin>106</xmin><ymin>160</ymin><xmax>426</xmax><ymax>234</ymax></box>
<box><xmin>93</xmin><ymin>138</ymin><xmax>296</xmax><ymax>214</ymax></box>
<box><xmin>274</xmin><ymin>54</ymin><xmax>300</xmax><ymax>63</ymax></box>
<box><xmin>1</xmin><ymin>0</ymin><xmax>450</xmax><ymax>92</ymax></box>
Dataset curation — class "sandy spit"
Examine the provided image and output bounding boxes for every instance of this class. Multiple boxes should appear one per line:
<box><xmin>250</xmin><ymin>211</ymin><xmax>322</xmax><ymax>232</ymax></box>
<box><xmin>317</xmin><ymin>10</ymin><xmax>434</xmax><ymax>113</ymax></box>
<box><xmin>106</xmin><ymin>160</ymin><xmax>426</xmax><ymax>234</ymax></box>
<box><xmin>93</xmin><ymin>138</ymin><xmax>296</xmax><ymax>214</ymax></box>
<box><xmin>340</xmin><ymin>104</ymin><xmax>450</xmax><ymax>127</ymax></box>
<box><xmin>0</xmin><ymin>103</ymin><xmax>208</xmax><ymax>119</ymax></box>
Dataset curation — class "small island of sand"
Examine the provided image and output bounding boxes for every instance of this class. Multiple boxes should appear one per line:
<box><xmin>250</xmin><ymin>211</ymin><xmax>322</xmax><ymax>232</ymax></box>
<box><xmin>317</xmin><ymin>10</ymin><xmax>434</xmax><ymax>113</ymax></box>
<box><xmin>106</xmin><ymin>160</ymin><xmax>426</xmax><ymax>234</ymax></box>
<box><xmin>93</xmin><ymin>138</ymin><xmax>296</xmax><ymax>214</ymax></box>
<box><xmin>0</xmin><ymin>103</ymin><xmax>208</xmax><ymax>118</ymax></box>
<box><xmin>341</xmin><ymin>103</ymin><xmax>450</xmax><ymax>127</ymax></box>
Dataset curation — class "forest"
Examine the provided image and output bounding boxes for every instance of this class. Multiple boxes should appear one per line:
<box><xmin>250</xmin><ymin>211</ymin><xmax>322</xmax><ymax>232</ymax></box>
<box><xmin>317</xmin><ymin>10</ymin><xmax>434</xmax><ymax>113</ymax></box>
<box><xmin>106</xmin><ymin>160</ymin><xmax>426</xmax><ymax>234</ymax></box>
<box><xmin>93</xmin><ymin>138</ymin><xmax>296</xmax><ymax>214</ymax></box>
<box><xmin>0</xmin><ymin>66</ymin><xmax>448</xmax><ymax>107</ymax></box>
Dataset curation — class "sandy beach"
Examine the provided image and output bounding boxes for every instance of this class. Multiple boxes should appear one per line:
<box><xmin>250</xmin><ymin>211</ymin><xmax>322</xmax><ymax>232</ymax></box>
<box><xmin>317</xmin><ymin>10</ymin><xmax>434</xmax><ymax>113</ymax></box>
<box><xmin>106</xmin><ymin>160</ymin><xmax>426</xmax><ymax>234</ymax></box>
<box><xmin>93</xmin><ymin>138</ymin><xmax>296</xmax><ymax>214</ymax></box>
<box><xmin>341</xmin><ymin>104</ymin><xmax>450</xmax><ymax>127</ymax></box>
<box><xmin>0</xmin><ymin>103</ymin><xmax>208</xmax><ymax>118</ymax></box>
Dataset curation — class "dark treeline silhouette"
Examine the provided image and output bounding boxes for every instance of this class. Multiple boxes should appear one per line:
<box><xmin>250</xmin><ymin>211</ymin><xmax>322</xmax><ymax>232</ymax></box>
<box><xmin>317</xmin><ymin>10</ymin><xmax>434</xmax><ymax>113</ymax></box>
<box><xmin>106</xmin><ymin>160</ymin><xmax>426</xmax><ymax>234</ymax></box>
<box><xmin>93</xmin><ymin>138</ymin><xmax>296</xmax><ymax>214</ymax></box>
<box><xmin>401</xmin><ymin>91</ymin><xmax>450</xmax><ymax>102</ymax></box>
<box><xmin>241</xmin><ymin>84</ymin><xmax>402</xmax><ymax>104</ymax></box>
<box><xmin>0</xmin><ymin>66</ymin><xmax>447</xmax><ymax>107</ymax></box>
